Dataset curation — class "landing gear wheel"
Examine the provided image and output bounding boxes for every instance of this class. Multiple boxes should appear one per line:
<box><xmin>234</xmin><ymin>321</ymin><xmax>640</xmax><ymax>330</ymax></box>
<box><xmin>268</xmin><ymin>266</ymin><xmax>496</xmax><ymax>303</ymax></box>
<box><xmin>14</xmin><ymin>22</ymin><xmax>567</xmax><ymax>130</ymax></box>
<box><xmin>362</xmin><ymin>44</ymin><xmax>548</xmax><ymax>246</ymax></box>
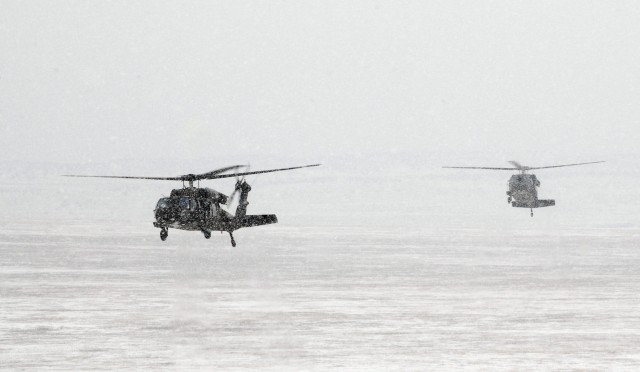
<box><xmin>508</xmin><ymin>196</ymin><xmax>512</xmax><ymax>204</ymax></box>
<box><xmin>530</xmin><ymin>209</ymin><xmax>534</xmax><ymax>217</ymax></box>
<box><xmin>229</xmin><ymin>231</ymin><xmax>236</xmax><ymax>247</ymax></box>
<box><xmin>202</xmin><ymin>231</ymin><xmax>211</xmax><ymax>239</ymax></box>
<box><xmin>160</xmin><ymin>228</ymin><xmax>168</xmax><ymax>241</ymax></box>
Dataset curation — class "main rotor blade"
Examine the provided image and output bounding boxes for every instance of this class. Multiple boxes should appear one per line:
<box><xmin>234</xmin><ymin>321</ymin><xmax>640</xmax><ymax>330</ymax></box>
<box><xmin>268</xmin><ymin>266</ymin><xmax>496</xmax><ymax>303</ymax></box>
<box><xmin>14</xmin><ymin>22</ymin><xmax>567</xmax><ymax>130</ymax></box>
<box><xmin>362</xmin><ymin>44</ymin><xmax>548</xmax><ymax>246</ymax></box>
<box><xmin>442</xmin><ymin>166</ymin><xmax>518</xmax><ymax>170</ymax></box>
<box><xmin>62</xmin><ymin>175</ymin><xmax>184</xmax><ymax>180</ymax></box>
<box><xmin>527</xmin><ymin>161</ymin><xmax>606</xmax><ymax>170</ymax></box>
<box><xmin>206</xmin><ymin>164</ymin><xmax>321</xmax><ymax>179</ymax></box>
<box><xmin>194</xmin><ymin>165</ymin><xmax>245</xmax><ymax>180</ymax></box>
<box><xmin>64</xmin><ymin>164</ymin><xmax>246</xmax><ymax>181</ymax></box>
<box><xmin>64</xmin><ymin>164</ymin><xmax>320</xmax><ymax>181</ymax></box>
<box><xmin>508</xmin><ymin>161</ymin><xmax>525</xmax><ymax>170</ymax></box>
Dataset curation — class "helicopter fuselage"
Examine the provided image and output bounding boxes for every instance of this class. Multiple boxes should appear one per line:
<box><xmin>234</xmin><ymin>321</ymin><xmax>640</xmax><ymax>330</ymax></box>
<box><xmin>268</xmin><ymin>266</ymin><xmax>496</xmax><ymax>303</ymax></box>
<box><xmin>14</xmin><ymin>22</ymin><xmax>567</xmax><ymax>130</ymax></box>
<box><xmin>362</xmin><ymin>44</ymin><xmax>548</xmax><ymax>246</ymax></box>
<box><xmin>506</xmin><ymin>173</ymin><xmax>555</xmax><ymax>209</ymax></box>
<box><xmin>153</xmin><ymin>187</ymin><xmax>229</xmax><ymax>230</ymax></box>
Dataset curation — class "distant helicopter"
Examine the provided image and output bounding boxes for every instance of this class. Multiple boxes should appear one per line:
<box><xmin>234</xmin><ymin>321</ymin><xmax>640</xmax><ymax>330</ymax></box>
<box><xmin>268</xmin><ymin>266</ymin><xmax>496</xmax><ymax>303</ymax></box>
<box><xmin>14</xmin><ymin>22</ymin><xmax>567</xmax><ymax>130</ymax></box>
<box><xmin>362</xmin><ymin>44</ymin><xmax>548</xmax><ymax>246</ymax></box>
<box><xmin>443</xmin><ymin>161</ymin><xmax>605</xmax><ymax>216</ymax></box>
<box><xmin>65</xmin><ymin>164</ymin><xmax>320</xmax><ymax>246</ymax></box>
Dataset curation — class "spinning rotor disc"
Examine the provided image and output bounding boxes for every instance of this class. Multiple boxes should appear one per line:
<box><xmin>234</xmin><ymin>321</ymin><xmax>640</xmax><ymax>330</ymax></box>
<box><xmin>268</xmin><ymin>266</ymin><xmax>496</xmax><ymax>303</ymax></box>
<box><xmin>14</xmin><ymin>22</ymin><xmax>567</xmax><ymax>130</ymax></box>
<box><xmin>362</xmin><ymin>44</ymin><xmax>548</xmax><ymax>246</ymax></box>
<box><xmin>64</xmin><ymin>164</ymin><xmax>321</xmax><ymax>183</ymax></box>
<box><xmin>443</xmin><ymin>160</ymin><xmax>605</xmax><ymax>173</ymax></box>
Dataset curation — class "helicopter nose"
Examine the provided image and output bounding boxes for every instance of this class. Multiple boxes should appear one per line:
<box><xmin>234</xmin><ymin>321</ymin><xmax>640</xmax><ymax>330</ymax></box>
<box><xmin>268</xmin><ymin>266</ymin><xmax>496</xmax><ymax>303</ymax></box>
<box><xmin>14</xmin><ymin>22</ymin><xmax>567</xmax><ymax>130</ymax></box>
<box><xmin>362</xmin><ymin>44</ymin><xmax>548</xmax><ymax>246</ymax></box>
<box><xmin>155</xmin><ymin>208</ymin><xmax>174</xmax><ymax>223</ymax></box>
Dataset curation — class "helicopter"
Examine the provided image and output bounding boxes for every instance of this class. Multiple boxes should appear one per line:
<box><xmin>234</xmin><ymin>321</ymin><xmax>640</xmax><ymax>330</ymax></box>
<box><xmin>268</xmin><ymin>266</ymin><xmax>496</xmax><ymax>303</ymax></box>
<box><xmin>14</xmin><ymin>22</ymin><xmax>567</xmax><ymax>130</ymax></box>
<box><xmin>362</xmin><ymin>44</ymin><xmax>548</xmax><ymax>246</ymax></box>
<box><xmin>443</xmin><ymin>161</ymin><xmax>605</xmax><ymax>216</ymax></box>
<box><xmin>64</xmin><ymin>164</ymin><xmax>320</xmax><ymax>246</ymax></box>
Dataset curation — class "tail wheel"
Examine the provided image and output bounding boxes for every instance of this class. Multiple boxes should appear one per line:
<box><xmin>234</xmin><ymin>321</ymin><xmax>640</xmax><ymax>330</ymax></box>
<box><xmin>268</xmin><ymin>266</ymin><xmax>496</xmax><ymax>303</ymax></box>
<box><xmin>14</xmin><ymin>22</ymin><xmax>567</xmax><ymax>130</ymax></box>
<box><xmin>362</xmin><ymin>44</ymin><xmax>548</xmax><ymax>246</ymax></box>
<box><xmin>203</xmin><ymin>231</ymin><xmax>211</xmax><ymax>239</ymax></box>
<box><xmin>160</xmin><ymin>228</ymin><xmax>168</xmax><ymax>241</ymax></box>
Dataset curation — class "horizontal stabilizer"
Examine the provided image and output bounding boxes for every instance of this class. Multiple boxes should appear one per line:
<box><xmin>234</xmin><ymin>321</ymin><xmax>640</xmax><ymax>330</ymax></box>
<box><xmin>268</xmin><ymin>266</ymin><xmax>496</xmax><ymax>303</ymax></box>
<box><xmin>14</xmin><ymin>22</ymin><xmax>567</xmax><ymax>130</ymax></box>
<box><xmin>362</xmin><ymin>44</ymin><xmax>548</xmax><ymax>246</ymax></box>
<box><xmin>535</xmin><ymin>199</ymin><xmax>555</xmax><ymax>208</ymax></box>
<box><xmin>237</xmin><ymin>214</ymin><xmax>278</xmax><ymax>228</ymax></box>
<box><xmin>512</xmin><ymin>200</ymin><xmax>555</xmax><ymax>208</ymax></box>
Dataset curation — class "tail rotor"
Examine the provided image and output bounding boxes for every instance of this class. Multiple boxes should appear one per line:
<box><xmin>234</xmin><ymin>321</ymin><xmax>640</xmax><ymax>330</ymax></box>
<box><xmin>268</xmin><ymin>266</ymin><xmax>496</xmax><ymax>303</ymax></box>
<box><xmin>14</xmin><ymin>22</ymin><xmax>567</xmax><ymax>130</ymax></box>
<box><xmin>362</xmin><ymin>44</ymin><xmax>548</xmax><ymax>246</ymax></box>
<box><xmin>226</xmin><ymin>163</ymin><xmax>250</xmax><ymax>208</ymax></box>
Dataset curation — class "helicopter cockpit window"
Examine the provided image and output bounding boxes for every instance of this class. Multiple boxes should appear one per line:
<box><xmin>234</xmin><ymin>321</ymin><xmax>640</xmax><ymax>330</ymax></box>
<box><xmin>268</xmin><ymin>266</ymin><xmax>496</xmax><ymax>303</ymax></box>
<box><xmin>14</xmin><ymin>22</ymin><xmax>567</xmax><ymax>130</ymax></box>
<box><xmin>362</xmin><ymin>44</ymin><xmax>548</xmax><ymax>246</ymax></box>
<box><xmin>178</xmin><ymin>197</ymin><xmax>193</xmax><ymax>210</ymax></box>
<box><xmin>157</xmin><ymin>198</ymin><xmax>170</xmax><ymax>209</ymax></box>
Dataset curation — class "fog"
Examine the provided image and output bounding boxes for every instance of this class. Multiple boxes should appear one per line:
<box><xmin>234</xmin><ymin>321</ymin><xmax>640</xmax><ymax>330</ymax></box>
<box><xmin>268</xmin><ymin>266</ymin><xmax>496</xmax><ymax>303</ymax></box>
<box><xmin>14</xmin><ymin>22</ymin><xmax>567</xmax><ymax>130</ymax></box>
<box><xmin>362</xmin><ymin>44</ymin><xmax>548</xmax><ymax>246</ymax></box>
<box><xmin>1</xmin><ymin>1</ymin><xmax>640</xmax><ymax>370</ymax></box>
<box><xmin>2</xmin><ymin>1</ymin><xmax>639</xmax><ymax>162</ymax></box>
<box><xmin>2</xmin><ymin>1</ymin><xmax>639</xmax><ymax>227</ymax></box>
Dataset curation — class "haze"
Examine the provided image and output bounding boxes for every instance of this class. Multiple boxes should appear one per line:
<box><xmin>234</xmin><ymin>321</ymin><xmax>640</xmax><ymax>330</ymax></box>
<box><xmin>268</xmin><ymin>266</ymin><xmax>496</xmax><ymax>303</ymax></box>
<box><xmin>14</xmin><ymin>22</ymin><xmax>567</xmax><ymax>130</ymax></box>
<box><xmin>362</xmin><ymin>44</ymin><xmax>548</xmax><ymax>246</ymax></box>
<box><xmin>3</xmin><ymin>2</ymin><xmax>640</xmax><ymax>370</ymax></box>
<box><xmin>1</xmin><ymin>2</ymin><xmax>638</xmax><ymax>227</ymax></box>
<box><xmin>1</xmin><ymin>1</ymin><xmax>639</xmax><ymax>162</ymax></box>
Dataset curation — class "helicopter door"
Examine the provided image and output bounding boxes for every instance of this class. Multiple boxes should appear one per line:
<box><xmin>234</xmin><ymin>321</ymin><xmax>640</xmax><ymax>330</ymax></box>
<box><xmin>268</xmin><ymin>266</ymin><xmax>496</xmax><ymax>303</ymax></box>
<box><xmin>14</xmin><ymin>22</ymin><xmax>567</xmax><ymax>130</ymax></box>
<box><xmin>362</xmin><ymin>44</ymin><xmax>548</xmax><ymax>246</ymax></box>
<box><xmin>210</xmin><ymin>202</ymin><xmax>219</xmax><ymax>217</ymax></box>
<box><xmin>201</xmin><ymin>200</ymin><xmax>216</xmax><ymax>218</ymax></box>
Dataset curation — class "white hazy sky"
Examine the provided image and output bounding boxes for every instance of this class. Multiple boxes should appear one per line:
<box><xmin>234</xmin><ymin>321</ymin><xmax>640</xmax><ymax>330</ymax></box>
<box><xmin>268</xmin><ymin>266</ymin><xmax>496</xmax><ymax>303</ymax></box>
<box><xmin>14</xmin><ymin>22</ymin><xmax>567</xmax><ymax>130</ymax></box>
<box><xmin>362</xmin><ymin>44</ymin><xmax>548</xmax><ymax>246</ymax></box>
<box><xmin>1</xmin><ymin>1</ymin><xmax>639</xmax><ymax>228</ymax></box>
<box><xmin>1</xmin><ymin>1</ymin><xmax>639</xmax><ymax>165</ymax></box>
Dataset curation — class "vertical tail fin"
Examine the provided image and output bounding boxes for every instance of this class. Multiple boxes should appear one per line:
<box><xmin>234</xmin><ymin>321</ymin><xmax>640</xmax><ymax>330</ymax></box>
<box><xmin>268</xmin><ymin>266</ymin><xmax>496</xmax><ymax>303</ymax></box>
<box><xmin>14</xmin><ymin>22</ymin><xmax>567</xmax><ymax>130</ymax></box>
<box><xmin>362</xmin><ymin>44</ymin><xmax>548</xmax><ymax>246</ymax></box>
<box><xmin>235</xmin><ymin>181</ymin><xmax>251</xmax><ymax>218</ymax></box>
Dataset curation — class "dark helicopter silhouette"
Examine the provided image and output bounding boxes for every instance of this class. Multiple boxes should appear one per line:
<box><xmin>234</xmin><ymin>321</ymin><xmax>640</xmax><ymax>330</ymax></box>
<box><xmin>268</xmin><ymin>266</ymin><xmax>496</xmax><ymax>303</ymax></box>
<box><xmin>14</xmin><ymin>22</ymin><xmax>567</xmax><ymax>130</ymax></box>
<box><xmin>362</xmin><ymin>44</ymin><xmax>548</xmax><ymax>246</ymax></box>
<box><xmin>443</xmin><ymin>160</ymin><xmax>605</xmax><ymax>216</ymax></box>
<box><xmin>64</xmin><ymin>164</ymin><xmax>320</xmax><ymax>246</ymax></box>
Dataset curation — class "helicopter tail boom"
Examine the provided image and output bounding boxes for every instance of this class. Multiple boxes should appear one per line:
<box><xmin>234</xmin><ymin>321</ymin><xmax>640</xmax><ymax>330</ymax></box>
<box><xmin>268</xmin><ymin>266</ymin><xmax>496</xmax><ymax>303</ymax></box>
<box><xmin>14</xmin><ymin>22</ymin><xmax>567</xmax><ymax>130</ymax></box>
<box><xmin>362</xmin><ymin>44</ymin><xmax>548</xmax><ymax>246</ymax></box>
<box><xmin>236</xmin><ymin>215</ymin><xmax>278</xmax><ymax>228</ymax></box>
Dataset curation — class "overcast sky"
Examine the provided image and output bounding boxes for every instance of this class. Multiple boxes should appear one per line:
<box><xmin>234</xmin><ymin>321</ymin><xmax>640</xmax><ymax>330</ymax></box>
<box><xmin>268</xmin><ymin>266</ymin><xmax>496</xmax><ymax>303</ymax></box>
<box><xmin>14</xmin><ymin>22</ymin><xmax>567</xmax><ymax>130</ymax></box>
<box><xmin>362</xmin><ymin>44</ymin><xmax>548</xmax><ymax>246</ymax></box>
<box><xmin>1</xmin><ymin>1</ymin><xmax>639</xmax><ymax>166</ymax></box>
<box><xmin>1</xmin><ymin>1</ymin><xmax>639</xmax><ymax>228</ymax></box>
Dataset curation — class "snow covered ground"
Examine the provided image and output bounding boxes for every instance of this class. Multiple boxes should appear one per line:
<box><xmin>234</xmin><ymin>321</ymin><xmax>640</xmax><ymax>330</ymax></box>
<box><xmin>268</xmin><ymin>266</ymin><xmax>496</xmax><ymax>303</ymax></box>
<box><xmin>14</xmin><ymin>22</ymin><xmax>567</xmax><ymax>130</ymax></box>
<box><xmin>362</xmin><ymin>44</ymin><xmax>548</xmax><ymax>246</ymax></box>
<box><xmin>2</xmin><ymin>220</ymin><xmax>639</xmax><ymax>370</ymax></box>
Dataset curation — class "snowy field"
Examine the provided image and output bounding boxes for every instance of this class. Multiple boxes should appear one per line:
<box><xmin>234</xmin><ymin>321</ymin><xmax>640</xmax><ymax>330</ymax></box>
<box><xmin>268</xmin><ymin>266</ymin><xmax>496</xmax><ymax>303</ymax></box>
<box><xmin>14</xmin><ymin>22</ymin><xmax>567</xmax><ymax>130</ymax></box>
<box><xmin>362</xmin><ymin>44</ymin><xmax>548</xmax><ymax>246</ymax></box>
<box><xmin>2</xmin><ymin>220</ymin><xmax>639</xmax><ymax>370</ymax></box>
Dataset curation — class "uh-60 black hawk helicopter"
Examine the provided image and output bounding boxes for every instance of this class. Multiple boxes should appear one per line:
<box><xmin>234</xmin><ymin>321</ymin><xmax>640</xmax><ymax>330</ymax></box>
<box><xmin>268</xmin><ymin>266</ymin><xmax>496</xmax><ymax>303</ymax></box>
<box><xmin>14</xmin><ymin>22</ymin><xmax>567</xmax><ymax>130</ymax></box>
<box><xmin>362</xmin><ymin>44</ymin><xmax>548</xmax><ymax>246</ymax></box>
<box><xmin>65</xmin><ymin>164</ymin><xmax>319</xmax><ymax>246</ymax></box>
<box><xmin>443</xmin><ymin>160</ymin><xmax>605</xmax><ymax>217</ymax></box>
